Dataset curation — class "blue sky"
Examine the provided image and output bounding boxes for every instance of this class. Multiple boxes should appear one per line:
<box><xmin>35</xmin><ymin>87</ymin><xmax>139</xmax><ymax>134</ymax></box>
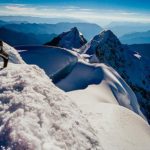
<box><xmin>0</xmin><ymin>0</ymin><xmax>150</xmax><ymax>25</ymax></box>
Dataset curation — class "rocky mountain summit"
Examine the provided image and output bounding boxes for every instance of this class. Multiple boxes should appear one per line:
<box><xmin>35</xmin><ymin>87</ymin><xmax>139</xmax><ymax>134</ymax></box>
<box><xmin>45</xmin><ymin>27</ymin><xmax>87</xmax><ymax>50</ymax></box>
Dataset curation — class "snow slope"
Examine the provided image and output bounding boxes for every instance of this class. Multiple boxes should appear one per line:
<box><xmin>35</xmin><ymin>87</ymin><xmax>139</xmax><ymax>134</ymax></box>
<box><xmin>69</xmin><ymin>102</ymin><xmax>150</xmax><ymax>150</ymax></box>
<box><xmin>45</xmin><ymin>27</ymin><xmax>87</xmax><ymax>50</ymax></box>
<box><xmin>80</xmin><ymin>30</ymin><xmax>150</xmax><ymax>122</ymax></box>
<box><xmin>0</xmin><ymin>63</ymin><xmax>102</xmax><ymax>150</ymax></box>
<box><xmin>58</xmin><ymin>62</ymin><xmax>144</xmax><ymax>118</ymax></box>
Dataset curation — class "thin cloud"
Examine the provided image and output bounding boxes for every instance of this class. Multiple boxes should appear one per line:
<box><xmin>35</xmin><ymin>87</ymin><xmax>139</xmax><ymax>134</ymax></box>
<box><xmin>5</xmin><ymin>4</ymin><xmax>36</xmax><ymax>11</ymax></box>
<box><xmin>0</xmin><ymin>4</ymin><xmax>150</xmax><ymax>25</ymax></box>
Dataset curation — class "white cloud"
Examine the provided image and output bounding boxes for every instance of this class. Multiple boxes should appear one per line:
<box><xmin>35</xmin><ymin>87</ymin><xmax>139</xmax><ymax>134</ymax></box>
<box><xmin>5</xmin><ymin>5</ymin><xmax>35</xmax><ymax>11</ymax></box>
<box><xmin>0</xmin><ymin>4</ymin><xmax>150</xmax><ymax>26</ymax></box>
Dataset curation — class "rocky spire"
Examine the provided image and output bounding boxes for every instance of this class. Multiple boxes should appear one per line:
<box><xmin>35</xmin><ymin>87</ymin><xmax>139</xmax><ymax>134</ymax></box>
<box><xmin>45</xmin><ymin>27</ymin><xmax>87</xmax><ymax>50</ymax></box>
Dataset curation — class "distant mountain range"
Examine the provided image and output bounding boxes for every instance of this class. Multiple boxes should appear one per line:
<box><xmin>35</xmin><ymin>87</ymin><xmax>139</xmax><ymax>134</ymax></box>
<box><xmin>0</xmin><ymin>27</ymin><xmax>56</xmax><ymax>46</ymax></box>
<box><xmin>106</xmin><ymin>22</ymin><xmax>150</xmax><ymax>37</ymax></box>
<box><xmin>0</xmin><ymin>16</ymin><xmax>83</xmax><ymax>24</ymax></box>
<box><xmin>0</xmin><ymin>20</ymin><xmax>102</xmax><ymax>41</ymax></box>
<box><xmin>120</xmin><ymin>30</ymin><xmax>150</xmax><ymax>44</ymax></box>
<box><xmin>1</xmin><ymin>22</ymin><xmax>102</xmax><ymax>40</ymax></box>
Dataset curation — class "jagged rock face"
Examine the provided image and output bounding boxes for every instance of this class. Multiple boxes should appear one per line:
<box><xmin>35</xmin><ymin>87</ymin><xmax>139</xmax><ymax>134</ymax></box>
<box><xmin>81</xmin><ymin>30</ymin><xmax>121</xmax><ymax>55</ymax></box>
<box><xmin>82</xmin><ymin>30</ymin><xmax>150</xmax><ymax>123</ymax></box>
<box><xmin>45</xmin><ymin>27</ymin><xmax>87</xmax><ymax>50</ymax></box>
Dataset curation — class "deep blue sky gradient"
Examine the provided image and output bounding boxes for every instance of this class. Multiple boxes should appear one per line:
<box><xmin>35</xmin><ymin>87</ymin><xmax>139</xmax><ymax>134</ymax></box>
<box><xmin>0</xmin><ymin>0</ymin><xmax>150</xmax><ymax>12</ymax></box>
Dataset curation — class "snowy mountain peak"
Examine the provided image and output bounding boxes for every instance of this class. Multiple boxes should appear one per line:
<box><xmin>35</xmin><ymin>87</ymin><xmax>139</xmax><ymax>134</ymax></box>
<box><xmin>80</xmin><ymin>30</ymin><xmax>121</xmax><ymax>55</ymax></box>
<box><xmin>97</xmin><ymin>30</ymin><xmax>121</xmax><ymax>44</ymax></box>
<box><xmin>45</xmin><ymin>27</ymin><xmax>87</xmax><ymax>50</ymax></box>
<box><xmin>70</xmin><ymin>26</ymin><xmax>78</xmax><ymax>32</ymax></box>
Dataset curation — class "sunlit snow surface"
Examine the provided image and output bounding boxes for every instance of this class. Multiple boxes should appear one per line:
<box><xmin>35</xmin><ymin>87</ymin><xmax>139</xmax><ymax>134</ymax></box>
<box><xmin>0</xmin><ymin>63</ymin><xmax>102</xmax><ymax>150</ymax></box>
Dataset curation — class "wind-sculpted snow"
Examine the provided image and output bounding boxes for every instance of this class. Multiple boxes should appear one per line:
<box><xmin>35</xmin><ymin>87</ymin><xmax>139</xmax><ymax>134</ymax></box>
<box><xmin>45</xmin><ymin>27</ymin><xmax>87</xmax><ymax>50</ymax></box>
<box><xmin>81</xmin><ymin>30</ymin><xmax>150</xmax><ymax>122</ymax></box>
<box><xmin>56</xmin><ymin>61</ymin><xmax>103</xmax><ymax>91</ymax></box>
<box><xmin>16</xmin><ymin>45</ymin><xmax>78</xmax><ymax>82</ymax></box>
<box><xmin>0</xmin><ymin>63</ymin><xmax>102</xmax><ymax>150</ymax></box>
<box><xmin>58</xmin><ymin>62</ymin><xmax>144</xmax><ymax>118</ymax></box>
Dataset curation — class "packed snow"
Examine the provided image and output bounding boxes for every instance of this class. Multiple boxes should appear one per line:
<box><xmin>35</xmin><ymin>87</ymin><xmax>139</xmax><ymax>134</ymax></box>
<box><xmin>0</xmin><ymin>63</ymin><xmax>102</xmax><ymax>150</ymax></box>
<box><xmin>70</xmin><ymin>102</ymin><xmax>150</xmax><ymax>150</ymax></box>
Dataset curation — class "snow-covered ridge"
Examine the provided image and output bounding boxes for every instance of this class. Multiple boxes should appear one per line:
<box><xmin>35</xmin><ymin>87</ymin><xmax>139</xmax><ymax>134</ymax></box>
<box><xmin>66</xmin><ymin>63</ymin><xmax>145</xmax><ymax>118</ymax></box>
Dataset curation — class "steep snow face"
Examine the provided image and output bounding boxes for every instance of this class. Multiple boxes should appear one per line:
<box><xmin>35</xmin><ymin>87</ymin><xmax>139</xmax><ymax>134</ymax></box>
<box><xmin>16</xmin><ymin>45</ymin><xmax>78</xmax><ymax>82</ymax></box>
<box><xmin>0</xmin><ymin>63</ymin><xmax>102</xmax><ymax>150</ymax></box>
<box><xmin>80</xmin><ymin>30</ymin><xmax>121</xmax><ymax>55</ymax></box>
<box><xmin>81</xmin><ymin>30</ymin><xmax>150</xmax><ymax>122</ymax></box>
<box><xmin>57</xmin><ymin>62</ymin><xmax>144</xmax><ymax>118</ymax></box>
<box><xmin>0</xmin><ymin>41</ymin><xmax>24</xmax><ymax>64</ymax></box>
<box><xmin>45</xmin><ymin>27</ymin><xmax>87</xmax><ymax>50</ymax></box>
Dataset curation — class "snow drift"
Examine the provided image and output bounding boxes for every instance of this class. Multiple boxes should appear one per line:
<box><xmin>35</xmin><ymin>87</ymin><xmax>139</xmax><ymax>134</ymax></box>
<box><xmin>66</xmin><ymin>63</ymin><xmax>144</xmax><ymax>118</ymax></box>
